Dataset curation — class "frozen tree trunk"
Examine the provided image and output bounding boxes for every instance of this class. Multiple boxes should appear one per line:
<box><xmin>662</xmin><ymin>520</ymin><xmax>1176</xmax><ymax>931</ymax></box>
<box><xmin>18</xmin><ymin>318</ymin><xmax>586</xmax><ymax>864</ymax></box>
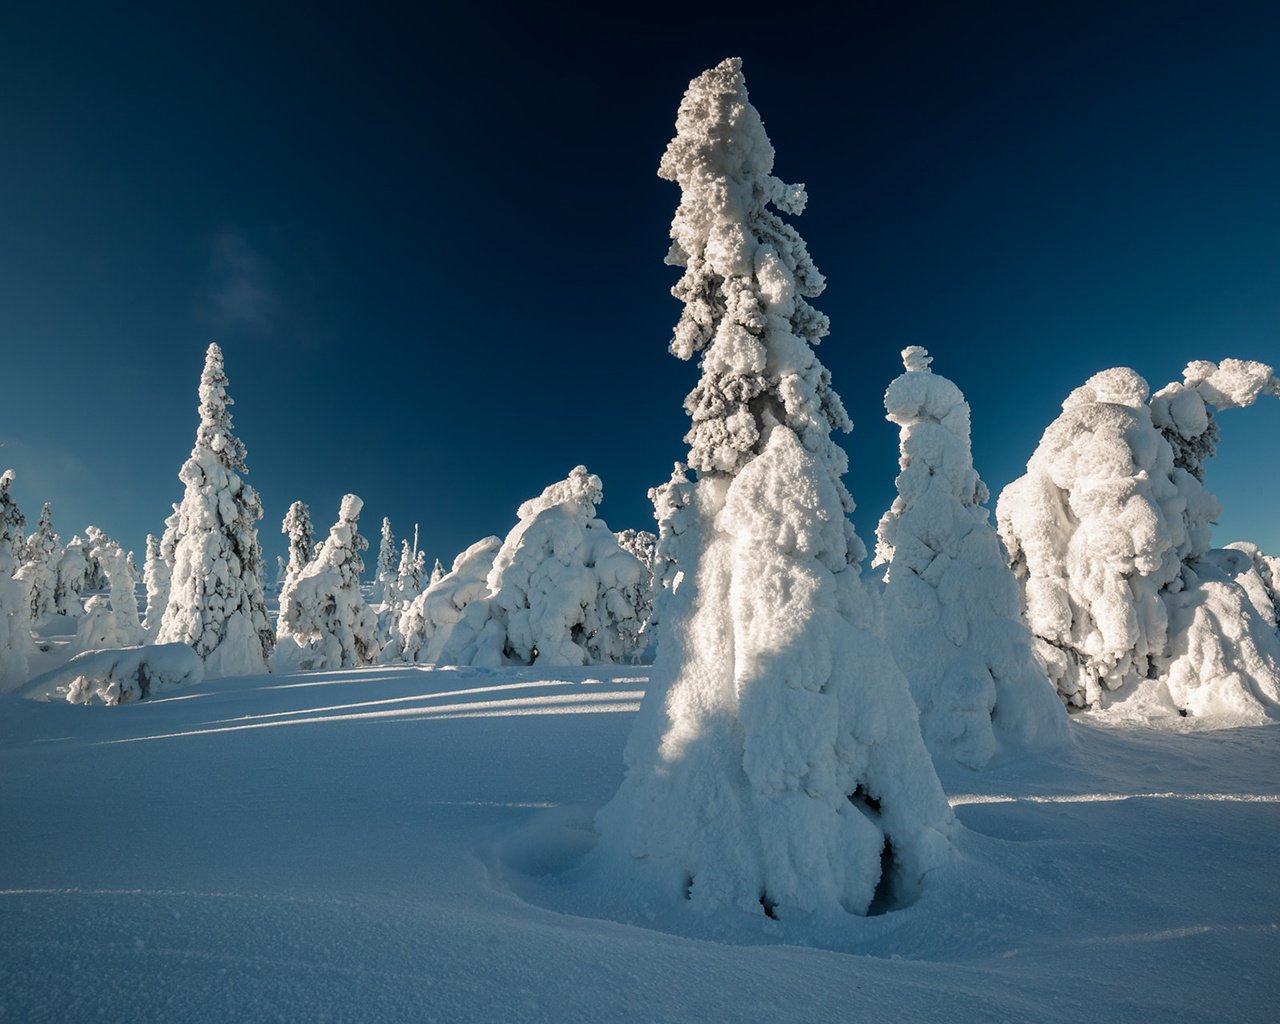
<box><xmin>874</xmin><ymin>348</ymin><xmax>1068</xmax><ymax>768</ymax></box>
<box><xmin>595</xmin><ymin>59</ymin><xmax>951</xmax><ymax>922</ymax></box>
<box><xmin>157</xmin><ymin>343</ymin><xmax>274</xmax><ymax>677</ymax></box>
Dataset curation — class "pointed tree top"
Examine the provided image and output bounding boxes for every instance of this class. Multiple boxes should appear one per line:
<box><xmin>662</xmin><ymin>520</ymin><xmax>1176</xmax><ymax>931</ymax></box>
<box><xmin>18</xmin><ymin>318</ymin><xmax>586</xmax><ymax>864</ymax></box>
<box><xmin>194</xmin><ymin>342</ymin><xmax>247</xmax><ymax>471</ymax></box>
<box><xmin>901</xmin><ymin>346</ymin><xmax>933</xmax><ymax>373</ymax></box>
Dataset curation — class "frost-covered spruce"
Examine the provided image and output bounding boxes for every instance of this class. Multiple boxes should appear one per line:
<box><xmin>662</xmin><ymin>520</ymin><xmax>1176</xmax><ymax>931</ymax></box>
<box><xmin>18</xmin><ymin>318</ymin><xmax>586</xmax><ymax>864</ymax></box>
<box><xmin>997</xmin><ymin>360</ymin><xmax>1278</xmax><ymax>712</ymax></box>
<box><xmin>0</xmin><ymin>470</ymin><xmax>27</xmax><ymax>562</ymax></box>
<box><xmin>142</xmin><ymin>534</ymin><xmax>170</xmax><ymax>638</ymax></box>
<box><xmin>616</xmin><ymin>527</ymin><xmax>658</xmax><ymax>654</ymax></box>
<box><xmin>276</xmin><ymin>494</ymin><xmax>378</xmax><ymax>670</ymax></box>
<box><xmin>423</xmin><ymin>468</ymin><xmax>647</xmax><ymax>667</ymax></box>
<box><xmin>54</xmin><ymin>536</ymin><xmax>89</xmax><ymax>616</ymax></box>
<box><xmin>428</xmin><ymin>557</ymin><xmax>444</xmax><ymax>588</ymax></box>
<box><xmin>86</xmin><ymin>526</ymin><xmax>145</xmax><ymax>646</ymax></box>
<box><xmin>595</xmin><ymin>60</ymin><xmax>952</xmax><ymax>921</ymax></box>
<box><xmin>17</xmin><ymin>503</ymin><xmax>60</xmax><ymax>622</ymax></box>
<box><xmin>157</xmin><ymin>343</ymin><xmax>274</xmax><ymax>676</ymax></box>
<box><xmin>280</xmin><ymin>501</ymin><xmax>315</xmax><ymax>587</ymax></box>
<box><xmin>873</xmin><ymin>348</ymin><xmax>1067</xmax><ymax>768</ymax></box>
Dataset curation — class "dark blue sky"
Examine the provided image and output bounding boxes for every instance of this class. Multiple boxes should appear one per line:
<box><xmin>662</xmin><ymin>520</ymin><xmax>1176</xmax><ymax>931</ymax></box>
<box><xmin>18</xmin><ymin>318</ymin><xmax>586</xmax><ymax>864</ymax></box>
<box><xmin>2</xmin><ymin>1</ymin><xmax>1277</xmax><ymax>570</ymax></box>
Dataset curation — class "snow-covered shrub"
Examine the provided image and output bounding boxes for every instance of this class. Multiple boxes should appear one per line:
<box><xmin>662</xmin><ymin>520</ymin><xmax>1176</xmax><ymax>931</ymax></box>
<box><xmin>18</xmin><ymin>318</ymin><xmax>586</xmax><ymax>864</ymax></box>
<box><xmin>17</xmin><ymin>502</ymin><xmax>59</xmax><ymax>622</ymax></box>
<box><xmin>157</xmin><ymin>343</ymin><xmax>274</xmax><ymax>676</ymax></box>
<box><xmin>20</xmin><ymin>643</ymin><xmax>204</xmax><ymax>706</ymax></box>
<box><xmin>874</xmin><ymin>348</ymin><xmax>1067</xmax><ymax>768</ymax></box>
<box><xmin>275</xmin><ymin>494</ymin><xmax>378</xmax><ymax>670</ymax></box>
<box><xmin>997</xmin><ymin>359</ymin><xmax>1279</xmax><ymax>715</ymax></box>
<box><xmin>394</xmin><ymin>536</ymin><xmax>501</xmax><ymax>664</ymax></box>
<box><xmin>422</xmin><ymin>468</ymin><xmax>647</xmax><ymax>668</ymax></box>
<box><xmin>595</xmin><ymin>60</ymin><xmax>951</xmax><ymax>921</ymax></box>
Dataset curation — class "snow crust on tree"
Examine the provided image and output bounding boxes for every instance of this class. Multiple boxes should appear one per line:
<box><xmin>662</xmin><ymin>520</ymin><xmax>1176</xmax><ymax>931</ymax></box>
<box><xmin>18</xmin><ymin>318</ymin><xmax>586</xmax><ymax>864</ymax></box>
<box><xmin>0</xmin><ymin>470</ymin><xmax>27</xmax><ymax>563</ymax></box>
<box><xmin>1219</xmin><ymin>542</ymin><xmax>1279</xmax><ymax>627</ymax></box>
<box><xmin>18</xmin><ymin>643</ymin><xmax>204</xmax><ymax>706</ymax></box>
<box><xmin>997</xmin><ymin>360</ymin><xmax>1279</xmax><ymax>717</ymax></box>
<box><xmin>0</xmin><ymin>541</ymin><xmax>33</xmax><ymax>691</ymax></box>
<box><xmin>392</xmin><ymin>536</ymin><xmax>499</xmax><ymax>664</ymax></box>
<box><xmin>157</xmin><ymin>343</ymin><xmax>273</xmax><ymax>677</ymax></box>
<box><xmin>874</xmin><ymin>348</ymin><xmax>1067</xmax><ymax>768</ymax></box>
<box><xmin>417</xmin><ymin>468</ymin><xmax>647</xmax><ymax>668</ymax></box>
<box><xmin>275</xmin><ymin>494</ymin><xmax>378</xmax><ymax>670</ymax></box>
<box><xmin>142</xmin><ymin>534</ymin><xmax>170</xmax><ymax>638</ymax></box>
<box><xmin>17</xmin><ymin>502</ymin><xmax>59</xmax><ymax>622</ymax></box>
<box><xmin>86</xmin><ymin>526</ymin><xmax>144</xmax><ymax>645</ymax></box>
<box><xmin>54</xmin><ymin>536</ymin><xmax>88</xmax><ymax>616</ymax></box>
<box><xmin>593</xmin><ymin>60</ymin><xmax>952</xmax><ymax>923</ymax></box>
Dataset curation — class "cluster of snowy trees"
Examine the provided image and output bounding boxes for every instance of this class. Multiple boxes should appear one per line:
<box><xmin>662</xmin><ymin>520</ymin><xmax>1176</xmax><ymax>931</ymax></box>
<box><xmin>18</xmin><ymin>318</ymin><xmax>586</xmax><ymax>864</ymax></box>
<box><xmin>1</xmin><ymin>53</ymin><xmax>1277</xmax><ymax>930</ymax></box>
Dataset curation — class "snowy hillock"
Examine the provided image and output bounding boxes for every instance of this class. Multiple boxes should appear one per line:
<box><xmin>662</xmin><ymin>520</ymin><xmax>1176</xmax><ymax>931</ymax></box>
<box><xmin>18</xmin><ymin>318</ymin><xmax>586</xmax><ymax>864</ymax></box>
<box><xmin>997</xmin><ymin>360</ymin><xmax>1279</xmax><ymax>721</ymax></box>
<box><xmin>405</xmin><ymin>467</ymin><xmax>647</xmax><ymax>668</ymax></box>
<box><xmin>875</xmin><ymin>347</ymin><xmax>1067</xmax><ymax>768</ymax></box>
<box><xmin>18</xmin><ymin>643</ymin><xmax>204</xmax><ymax>705</ymax></box>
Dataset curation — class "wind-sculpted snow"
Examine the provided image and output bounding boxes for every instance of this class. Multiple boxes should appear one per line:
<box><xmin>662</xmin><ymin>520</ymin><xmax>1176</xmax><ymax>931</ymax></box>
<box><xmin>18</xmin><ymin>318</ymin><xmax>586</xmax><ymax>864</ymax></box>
<box><xmin>395</xmin><ymin>535</ymin><xmax>501</xmax><ymax>664</ymax></box>
<box><xmin>875</xmin><ymin>348</ymin><xmax>1067</xmax><ymax>768</ymax></box>
<box><xmin>998</xmin><ymin>360</ymin><xmax>1279</xmax><ymax>720</ymax></box>
<box><xmin>17</xmin><ymin>642</ymin><xmax>204</xmax><ymax>705</ymax></box>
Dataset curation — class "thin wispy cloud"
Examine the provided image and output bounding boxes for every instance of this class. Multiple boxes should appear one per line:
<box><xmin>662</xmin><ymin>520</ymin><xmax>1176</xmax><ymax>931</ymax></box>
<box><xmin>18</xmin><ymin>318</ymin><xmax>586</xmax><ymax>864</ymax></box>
<box><xmin>199</xmin><ymin>228</ymin><xmax>283</xmax><ymax>337</ymax></box>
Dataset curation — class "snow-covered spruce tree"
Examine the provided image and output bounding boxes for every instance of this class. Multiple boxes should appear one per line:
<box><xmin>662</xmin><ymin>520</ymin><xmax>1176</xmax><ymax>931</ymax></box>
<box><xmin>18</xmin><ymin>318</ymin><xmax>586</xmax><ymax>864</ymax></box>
<box><xmin>422</xmin><ymin>468</ymin><xmax>647</xmax><ymax>668</ymax></box>
<box><xmin>374</xmin><ymin>517</ymin><xmax>397</xmax><ymax>605</ymax></box>
<box><xmin>85</xmin><ymin>526</ymin><xmax>145</xmax><ymax>645</ymax></box>
<box><xmin>18</xmin><ymin>502</ymin><xmax>60</xmax><ymax>622</ymax></box>
<box><xmin>157</xmin><ymin>343</ymin><xmax>274</xmax><ymax>676</ymax></box>
<box><xmin>616</xmin><ymin>527</ymin><xmax>658</xmax><ymax>656</ymax></box>
<box><xmin>395</xmin><ymin>536</ymin><xmax>501</xmax><ymax>664</ymax></box>
<box><xmin>275</xmin><ymin>494</ymin><xmax>378</xmax><ymax>670</ymax></box>
<box><xmin>594</xmin><ymin>60</ymin><xmax>952</xmax><ymax>922</ymax></box>
<box><xmin>428</xmin><ymin>557</ymin><xmax>444</xmax><ymax>588</ymax></box>
<box><xmin>0</xmin><ymin>540</ymin><xmax>34</xmax><ymax>691</ymax></box>
<box><xmin>873</xmin><ymin>348</ymin><xmax>1067</xmax><ymax>768</ymax></box>
<box><xmin>996</xmin><ymin>360</ymin><xmax>1279</xmax><ymax>714</ymax></box>
<box><xmin>142</xmin><ymin>534</ymin><xmax>171</xmax><ymax>638</ymax></box>
<box><xmin>54</xmin><ymin>536</ymin><xmax>89</xmax><ymax>615</ymax></box>
<box><xmin>280</xmin><ymin>500</ymin><xmax>315</xmax><ymax>586</ymax></box>
<box><xmin>0</xmin><ymin>470</ymin><xmax>27</xmax><ymax>563</ymax></box>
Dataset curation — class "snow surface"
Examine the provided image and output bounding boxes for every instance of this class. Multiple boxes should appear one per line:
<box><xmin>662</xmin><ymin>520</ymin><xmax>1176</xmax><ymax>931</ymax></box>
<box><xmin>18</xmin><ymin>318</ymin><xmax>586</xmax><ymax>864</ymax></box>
<box><xmin>2</xmin><ymin>665</ymin><xmax>1278</xmax><ymax>1022</ymax></box>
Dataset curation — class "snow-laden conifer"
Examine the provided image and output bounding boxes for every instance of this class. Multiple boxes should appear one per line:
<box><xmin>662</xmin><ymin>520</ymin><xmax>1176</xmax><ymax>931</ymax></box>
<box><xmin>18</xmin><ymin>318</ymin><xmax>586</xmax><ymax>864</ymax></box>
<box><xmin>157</xmin><ymin>343</ymin><xmax>273</xmax><ymax>676</ymax></box>
<box><xmin>594</xmin><ymin>60</ymin><xmax>952</xmax><ymax>922</ymax></box>
<box><xmin>422</xmin><ymin>468</ymin><xmax>647</xmax><ymax>668</ymax></box>
<box><xmin>873</xmin><ymin>348</ymin><xmax>1067</xmax><ymax>768</ymax></box>
<box><xmin>0</xmin><ymin>470</ymin><xmax>27</xmax><ymax>563</ymax></box>
<box><xmin>142</xmin><ymin>534</ymin><xmax>170</xmax><ymax>638</ymax></box>
<box><xmin>275</xmin><ymin>494</ymin><xmax>378</xmax><ymax>670</ymax></box>
<box><xmin>997</xmin><ymin>360</ymin><xmax>1280</xmax><ymax>716</ymax></box>
<box><xmin>54</xmin><ymin>536</ymin><xmax>88</xmax><ymax>616</ymax></box>
<box><xmin>18</xmin><ymin>503</ymin><xmax>60</xmax><ymax>622</ymax></box>
<box><xmin>85</xmin><ymin>526</ymin><xmax>145</xmax><ymax>646</ymax></box>
<box><xmin>280</xmin><ymin>501</ymin><xmax>315</xmax><ymax>587</ymax></box>
<box><xmin>395</xmin><ymin>536</ymin><xmax>501</xmax><ymax>664</ymax></box>
<box><xmin>0</xmin><ymin>540</ymin><xmax>33</xmax><ymax>690</ymax></box>
<box><xmin>428</xmin><ymin>558</ymin><xmax>444</xmax><ymax>588</ymax></box>
<box><xmin>374</xmin><ymin>518</ymin><xmax>397</xmax><ymax>605</ymax></box>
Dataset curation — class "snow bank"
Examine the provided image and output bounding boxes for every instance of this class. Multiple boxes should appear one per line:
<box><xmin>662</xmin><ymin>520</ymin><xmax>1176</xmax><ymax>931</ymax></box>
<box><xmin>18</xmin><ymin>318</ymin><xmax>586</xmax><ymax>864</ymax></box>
<box><xmin>875</xmin><ymin>348</ymin><xmax>1067</xmax><ymax>768</ymax></box>
<box><xmin>17</xmin><ymin>643</ymin><xmax>204</xmax><ymax>705</ymax></box>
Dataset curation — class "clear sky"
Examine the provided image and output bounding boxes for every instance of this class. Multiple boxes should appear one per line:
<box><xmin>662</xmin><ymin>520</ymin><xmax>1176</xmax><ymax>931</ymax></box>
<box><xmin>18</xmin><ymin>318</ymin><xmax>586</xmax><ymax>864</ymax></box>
<box><xmin>1</xmin><ymin>1</ymin><xmax>1277</xmax><ymax>571</ymax></box>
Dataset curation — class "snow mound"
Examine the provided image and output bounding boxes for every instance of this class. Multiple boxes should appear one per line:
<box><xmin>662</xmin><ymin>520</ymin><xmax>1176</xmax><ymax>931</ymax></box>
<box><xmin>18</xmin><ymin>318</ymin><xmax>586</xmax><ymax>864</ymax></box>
<box><xmin>17</xmin><ymin>643</ymin><xmax>204</xmax><ymax>705</ymax></box>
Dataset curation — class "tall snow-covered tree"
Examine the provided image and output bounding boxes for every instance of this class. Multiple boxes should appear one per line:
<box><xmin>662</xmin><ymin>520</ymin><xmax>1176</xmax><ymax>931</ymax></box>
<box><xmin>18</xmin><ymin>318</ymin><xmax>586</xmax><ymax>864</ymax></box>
<box><xmin>0</xmin><ymin>539</ymin><xmax>33</xmax><ymax>691</ymax></box>
<box><xmin>873</xmin><ymin>348</ymin><xmax>1067</xmax><ymax>768</ymax></box>
<box><xmin>18</xmin><ymin>503</ymin><xmax>60</xmax><ymax>622</ymax></box>
<box><xmin>275</xmin><ymin>494</ymin><xmax>378</xmax><ymax>670</ymax></box>
<box><xmin>594</xmin><ymin>60</ymin><xmax>952</xmax><ymax>922</ymax></box>
<box><xmin>54</xmin><ymin>535</ymin><xmax>89</xmax><ymax>615</ymax></box>
<box><xmin>997</xmin><ymin>360</ymin><xmax>1280</xmax><ymax>716</ymax></box>
<box><xmin>157</xmin><ymin>343</ymin><xmax>274</xmax><ymax>676</ymax></box>
<box><xmin>0</xmin><ymin>470</ymin><xmax>27</xmax><ymax>563</ymax></box>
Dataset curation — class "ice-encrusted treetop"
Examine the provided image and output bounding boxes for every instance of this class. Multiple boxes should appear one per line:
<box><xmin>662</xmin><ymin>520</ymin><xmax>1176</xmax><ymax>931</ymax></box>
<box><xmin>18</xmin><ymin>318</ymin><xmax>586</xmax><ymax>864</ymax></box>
<box><xmin>194</xmin><ymin>342</ymin><xmax>248</xmax><ymax>472</ymax></box>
